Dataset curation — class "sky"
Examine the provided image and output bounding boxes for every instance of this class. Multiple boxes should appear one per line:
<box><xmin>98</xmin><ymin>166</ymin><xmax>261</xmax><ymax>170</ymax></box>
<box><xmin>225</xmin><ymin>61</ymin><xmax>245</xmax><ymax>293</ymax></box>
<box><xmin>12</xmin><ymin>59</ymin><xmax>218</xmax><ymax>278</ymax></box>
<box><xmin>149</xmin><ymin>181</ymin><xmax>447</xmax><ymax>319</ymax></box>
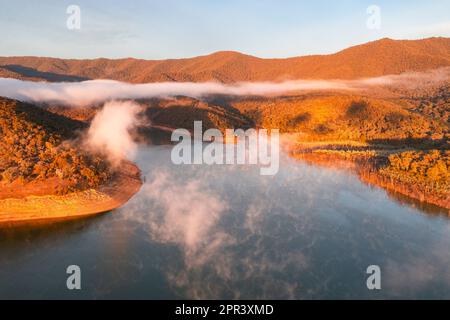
<box><xmin>0</xmin><ymin>0</ymin><xmax>449</xmax><ymax>59</ymax></box>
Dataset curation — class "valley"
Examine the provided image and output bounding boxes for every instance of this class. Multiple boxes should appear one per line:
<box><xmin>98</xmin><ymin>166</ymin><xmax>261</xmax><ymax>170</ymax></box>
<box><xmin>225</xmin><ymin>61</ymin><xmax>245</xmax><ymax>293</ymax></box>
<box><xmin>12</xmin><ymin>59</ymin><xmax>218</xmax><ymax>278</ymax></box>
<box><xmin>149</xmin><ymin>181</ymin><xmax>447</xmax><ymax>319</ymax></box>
<box><xmin>0</xmin><ymin>37</ymin><xmax>449</xmax><ymax>222</ymax></box>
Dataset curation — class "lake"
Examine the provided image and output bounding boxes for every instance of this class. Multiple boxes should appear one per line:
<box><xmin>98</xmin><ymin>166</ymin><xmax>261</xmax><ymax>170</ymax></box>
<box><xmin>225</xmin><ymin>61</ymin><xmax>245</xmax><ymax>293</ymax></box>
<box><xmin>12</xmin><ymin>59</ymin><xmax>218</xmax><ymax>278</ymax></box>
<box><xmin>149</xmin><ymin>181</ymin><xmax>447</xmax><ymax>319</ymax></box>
<box><xmin>0</xmin><ymin>146</ymin><xmax>449</xmax><ymax>299</ymax></box>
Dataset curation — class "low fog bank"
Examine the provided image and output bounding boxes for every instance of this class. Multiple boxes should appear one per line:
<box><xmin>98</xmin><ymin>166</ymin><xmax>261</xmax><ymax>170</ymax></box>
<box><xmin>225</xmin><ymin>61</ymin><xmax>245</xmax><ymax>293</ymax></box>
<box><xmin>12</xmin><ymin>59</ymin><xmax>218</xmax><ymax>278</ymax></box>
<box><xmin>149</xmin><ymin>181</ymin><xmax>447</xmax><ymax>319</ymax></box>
<box><xmin>0</xmin><ymin>67</ymin><xmax>448</xmax><ymax>107</ymax></box>
<box><xmin>1</xmin><ymin>67</ymin><xmax>448</xmax><ymax>167</ymax></box>
<box><xmin>358</xmin><ymin>67</ymin><xmax>450</xmax><ymax>88</ymax></box>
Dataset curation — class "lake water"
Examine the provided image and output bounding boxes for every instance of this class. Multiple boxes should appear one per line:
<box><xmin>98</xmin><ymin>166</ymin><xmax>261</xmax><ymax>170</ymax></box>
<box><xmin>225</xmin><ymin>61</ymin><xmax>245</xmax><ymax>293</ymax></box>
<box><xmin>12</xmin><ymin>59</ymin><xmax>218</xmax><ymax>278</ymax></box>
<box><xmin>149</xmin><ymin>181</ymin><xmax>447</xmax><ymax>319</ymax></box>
<box><xmin>0</xmin><ymin>146</ymin><xmax>449</xmax><ymax>299</ymax></box>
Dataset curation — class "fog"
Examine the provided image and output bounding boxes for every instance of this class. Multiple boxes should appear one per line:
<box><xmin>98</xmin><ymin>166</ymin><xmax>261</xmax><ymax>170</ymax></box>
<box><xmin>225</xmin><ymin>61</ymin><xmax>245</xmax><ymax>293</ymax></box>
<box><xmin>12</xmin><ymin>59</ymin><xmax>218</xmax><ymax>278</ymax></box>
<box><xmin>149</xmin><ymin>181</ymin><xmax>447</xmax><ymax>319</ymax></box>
<box><xmin>0</xmin><ymin>67</ymin><xmax>448</xmax><ymax>107</ymax></box>
<box><xmin>83</xmin><ymin>101</ymin><xmax>143</xmax><ymax>165</ymax></box>
<box><xmin>110</xmin><ymin>146</ymin><xmax>450</xmax><ymax>299</ymax></box>
<box><xmin>1</xmin><ymin>67</ymin><xmax>448</xmax><ymax>168</ymax></box>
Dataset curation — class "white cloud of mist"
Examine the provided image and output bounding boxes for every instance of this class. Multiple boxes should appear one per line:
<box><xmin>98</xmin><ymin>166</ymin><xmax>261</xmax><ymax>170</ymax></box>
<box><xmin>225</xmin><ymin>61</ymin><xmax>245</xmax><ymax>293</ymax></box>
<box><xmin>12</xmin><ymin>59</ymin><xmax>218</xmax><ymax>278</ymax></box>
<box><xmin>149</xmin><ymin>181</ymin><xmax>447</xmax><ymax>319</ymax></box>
<box><xmin>84</xmin><ymin>100</ymin><xmax>142</xmax><ymax>165</ymax></box>
<box><xmin>357</xmin><ymin>67</ymin><xmax>450</xmax><ymax>89</ymax></box>
<box><xmin>0</xmin><ymin>67</ymin><xmax>448</xmax><ymax>107</ymax></box>
<box><xmin>101</xmin><ymin>147</ymin><xmax>450</xmax><ymax>299</ymax></box>
<box><xmin>118</xmin><ymin>162</ymin><xmax>311</xmax><ymax>299</ymax></box>
<box><xmin>143</xmin><ymin>171</ymin><xmax>228</xmax><ymax>252</ymax></box>
<box><xmin>124</xmin><ymin>169</ymin><xmax>233</xmax><ymax>268</ymax></box>
<box><xmin>0</xmin><ymin>67</ymin><xmax>448</xmax><ymax>177</ymax></box>
<box><xmin>0</xmin><ymin>78</ymin><xmax>349</xmax><ymax>107</ymax></box>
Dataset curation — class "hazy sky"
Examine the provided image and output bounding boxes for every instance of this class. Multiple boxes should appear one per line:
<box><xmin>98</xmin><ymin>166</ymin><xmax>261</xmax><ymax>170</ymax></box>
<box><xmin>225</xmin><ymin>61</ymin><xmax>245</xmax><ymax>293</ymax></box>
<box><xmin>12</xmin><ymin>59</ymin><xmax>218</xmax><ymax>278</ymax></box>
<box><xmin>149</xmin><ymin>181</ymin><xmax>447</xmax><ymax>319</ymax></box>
<box><xmin>0</xmin><ymin>0</ymin><xmax>449</xmax><ymax>59</ymax></box>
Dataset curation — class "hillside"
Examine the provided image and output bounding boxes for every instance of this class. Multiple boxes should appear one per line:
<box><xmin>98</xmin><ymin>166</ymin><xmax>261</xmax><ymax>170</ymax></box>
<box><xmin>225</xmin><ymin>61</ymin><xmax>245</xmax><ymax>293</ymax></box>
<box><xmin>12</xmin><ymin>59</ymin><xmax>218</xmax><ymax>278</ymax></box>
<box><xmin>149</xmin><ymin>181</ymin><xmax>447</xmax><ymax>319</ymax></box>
<box><xmin>1</xmin><ymin>37</ymin><xmax>449</xmax><ymax>83</ymax></box>
<box><xmin>0</xmin><ymin>97</ymin><xmax>111</xmax><ymax>197</ymax></box>
<box><xmin>227</xmin><ymin>94</ymin><xmax>449</xmax><ymax>143</ymax></box>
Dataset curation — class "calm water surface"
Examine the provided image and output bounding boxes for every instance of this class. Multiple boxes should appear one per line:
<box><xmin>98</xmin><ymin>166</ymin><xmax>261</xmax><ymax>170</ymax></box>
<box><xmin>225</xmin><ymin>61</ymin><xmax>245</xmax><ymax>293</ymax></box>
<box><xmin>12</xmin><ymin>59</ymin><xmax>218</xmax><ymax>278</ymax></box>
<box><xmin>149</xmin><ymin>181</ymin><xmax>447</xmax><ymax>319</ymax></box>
<box><xmin>0</xmin><ymin>146</ymin><xmax>449</xmax><ymax>299</ymax></box>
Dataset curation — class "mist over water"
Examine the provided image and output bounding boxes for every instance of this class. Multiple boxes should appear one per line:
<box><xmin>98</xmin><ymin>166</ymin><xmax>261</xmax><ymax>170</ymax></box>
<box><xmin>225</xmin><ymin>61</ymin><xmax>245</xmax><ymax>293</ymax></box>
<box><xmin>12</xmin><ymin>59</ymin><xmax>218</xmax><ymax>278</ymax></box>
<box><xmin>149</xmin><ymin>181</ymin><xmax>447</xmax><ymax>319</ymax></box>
<box><xmin>84</xmin><ymin>100</ymin><xmax>143</xmax><ymax>165</ymax></box>
<box><xmin>1</xmin><ymin>146</ymin><xmax>449</xmax><ymax>299</ymax></box>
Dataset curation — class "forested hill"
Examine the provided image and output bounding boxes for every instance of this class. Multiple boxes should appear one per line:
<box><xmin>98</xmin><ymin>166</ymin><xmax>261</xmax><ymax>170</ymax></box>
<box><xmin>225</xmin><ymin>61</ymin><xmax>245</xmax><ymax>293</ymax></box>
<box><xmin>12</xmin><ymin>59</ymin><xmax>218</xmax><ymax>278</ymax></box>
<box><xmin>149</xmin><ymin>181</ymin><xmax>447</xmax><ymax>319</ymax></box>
<box><xmin>0</xmin><ymin>97</ymin><xmax>110</xmax><ymax>195</ymax></box>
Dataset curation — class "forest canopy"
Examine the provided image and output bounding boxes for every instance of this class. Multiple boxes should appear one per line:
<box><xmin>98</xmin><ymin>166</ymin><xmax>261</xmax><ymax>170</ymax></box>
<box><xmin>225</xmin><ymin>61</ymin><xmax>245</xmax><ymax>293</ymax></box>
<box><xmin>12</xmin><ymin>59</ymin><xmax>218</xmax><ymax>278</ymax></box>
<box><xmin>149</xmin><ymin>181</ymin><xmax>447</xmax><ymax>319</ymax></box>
<box><xmin>0</xmin><ymin>98</ymin><xmax>111</xmax><ymax>194</ymax></box>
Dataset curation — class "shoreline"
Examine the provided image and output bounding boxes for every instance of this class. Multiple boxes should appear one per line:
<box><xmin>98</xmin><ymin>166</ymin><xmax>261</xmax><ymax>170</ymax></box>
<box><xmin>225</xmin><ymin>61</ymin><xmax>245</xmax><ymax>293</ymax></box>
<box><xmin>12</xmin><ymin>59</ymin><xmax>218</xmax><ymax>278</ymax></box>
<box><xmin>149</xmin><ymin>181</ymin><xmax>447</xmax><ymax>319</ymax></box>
<box><xmin>0</xmin><ymin>140</ymin><xmax>447</xmax><ymax>225</ymax></box>
<box><xmin>291</xmin><ymin>150</ymin><xmax>449</xmax><ymax>213</ymax></box>
<box><xmin>0</xmin><ymin>161</ymin><xmax>142</xmax><ymax>225</ymax></box>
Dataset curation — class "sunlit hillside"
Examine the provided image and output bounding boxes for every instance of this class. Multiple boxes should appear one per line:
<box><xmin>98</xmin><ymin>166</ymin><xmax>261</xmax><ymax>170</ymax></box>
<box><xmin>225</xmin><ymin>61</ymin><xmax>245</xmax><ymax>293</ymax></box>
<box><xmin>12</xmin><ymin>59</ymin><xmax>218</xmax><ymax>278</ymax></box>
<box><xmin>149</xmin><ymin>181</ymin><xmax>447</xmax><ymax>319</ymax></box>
<box><xmin>1</xmin><ymin>38</ymin><xmax>449</xmax><ymax>83</ymax></box>
<box><xmin>228</xmin><ymin>94</ymin><xmax>449</xmax><ymax>144</ymax></box>
<box><xmin>0</xmin><ymin>98</ymin><xmax>110</xmax><ymax>198</ymax></box>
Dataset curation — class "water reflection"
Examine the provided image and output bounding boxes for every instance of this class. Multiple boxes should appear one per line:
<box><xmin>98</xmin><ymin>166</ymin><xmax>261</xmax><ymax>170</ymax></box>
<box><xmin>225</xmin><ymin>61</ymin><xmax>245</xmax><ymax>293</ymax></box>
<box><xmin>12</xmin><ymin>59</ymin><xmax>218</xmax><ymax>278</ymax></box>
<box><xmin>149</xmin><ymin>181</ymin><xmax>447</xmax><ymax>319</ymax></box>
<box><xmin>0</xmin><ymin>146</ymin><xmax>449</xmax><ymax>299</ymax></box>
<box><xmin>383</xmin><ymin>189</ymin><xmax>449</xmax><ymax>217</ymax></box>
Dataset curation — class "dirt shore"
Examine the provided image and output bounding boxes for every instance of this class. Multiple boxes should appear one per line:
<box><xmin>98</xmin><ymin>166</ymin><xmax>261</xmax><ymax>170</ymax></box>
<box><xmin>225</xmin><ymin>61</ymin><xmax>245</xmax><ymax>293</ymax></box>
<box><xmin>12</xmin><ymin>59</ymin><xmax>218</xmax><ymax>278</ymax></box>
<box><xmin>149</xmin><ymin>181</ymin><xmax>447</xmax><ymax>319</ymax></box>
<box><xmin>0</xmin><ymin>161</ymin><xmax>142</xmax><ymax>225</ymax></box>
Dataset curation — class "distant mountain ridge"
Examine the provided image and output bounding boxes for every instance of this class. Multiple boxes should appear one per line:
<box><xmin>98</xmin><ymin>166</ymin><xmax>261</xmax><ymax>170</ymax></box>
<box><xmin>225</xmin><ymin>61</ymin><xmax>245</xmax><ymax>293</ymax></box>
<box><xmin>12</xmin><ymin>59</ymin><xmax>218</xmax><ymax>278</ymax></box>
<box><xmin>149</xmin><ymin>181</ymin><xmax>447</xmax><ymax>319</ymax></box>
<box><xmin>1</xmin><ymin>37</ymin><xmax>450</xmax><ymax>83</ymax></box>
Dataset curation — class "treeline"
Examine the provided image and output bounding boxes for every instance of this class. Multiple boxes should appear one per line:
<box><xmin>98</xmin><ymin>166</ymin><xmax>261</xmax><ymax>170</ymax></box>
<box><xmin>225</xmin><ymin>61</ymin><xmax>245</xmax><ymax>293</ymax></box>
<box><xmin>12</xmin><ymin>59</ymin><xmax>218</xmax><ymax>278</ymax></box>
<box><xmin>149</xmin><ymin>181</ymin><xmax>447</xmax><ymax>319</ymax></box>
<box><xmin>380</xmin><ymin>150</ymin><xmax>449</xmax><ymax>195</ymax></box>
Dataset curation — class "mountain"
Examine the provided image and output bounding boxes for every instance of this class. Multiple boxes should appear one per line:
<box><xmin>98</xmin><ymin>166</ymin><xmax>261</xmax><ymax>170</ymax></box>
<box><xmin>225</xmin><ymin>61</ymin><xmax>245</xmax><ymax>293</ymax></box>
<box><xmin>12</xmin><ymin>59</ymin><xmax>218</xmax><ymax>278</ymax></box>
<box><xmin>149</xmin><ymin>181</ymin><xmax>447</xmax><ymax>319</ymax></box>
<box><xmin>1</xmin><ymin>38</ymin><xmax>449</xmax><ymax>83</ymax></box>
